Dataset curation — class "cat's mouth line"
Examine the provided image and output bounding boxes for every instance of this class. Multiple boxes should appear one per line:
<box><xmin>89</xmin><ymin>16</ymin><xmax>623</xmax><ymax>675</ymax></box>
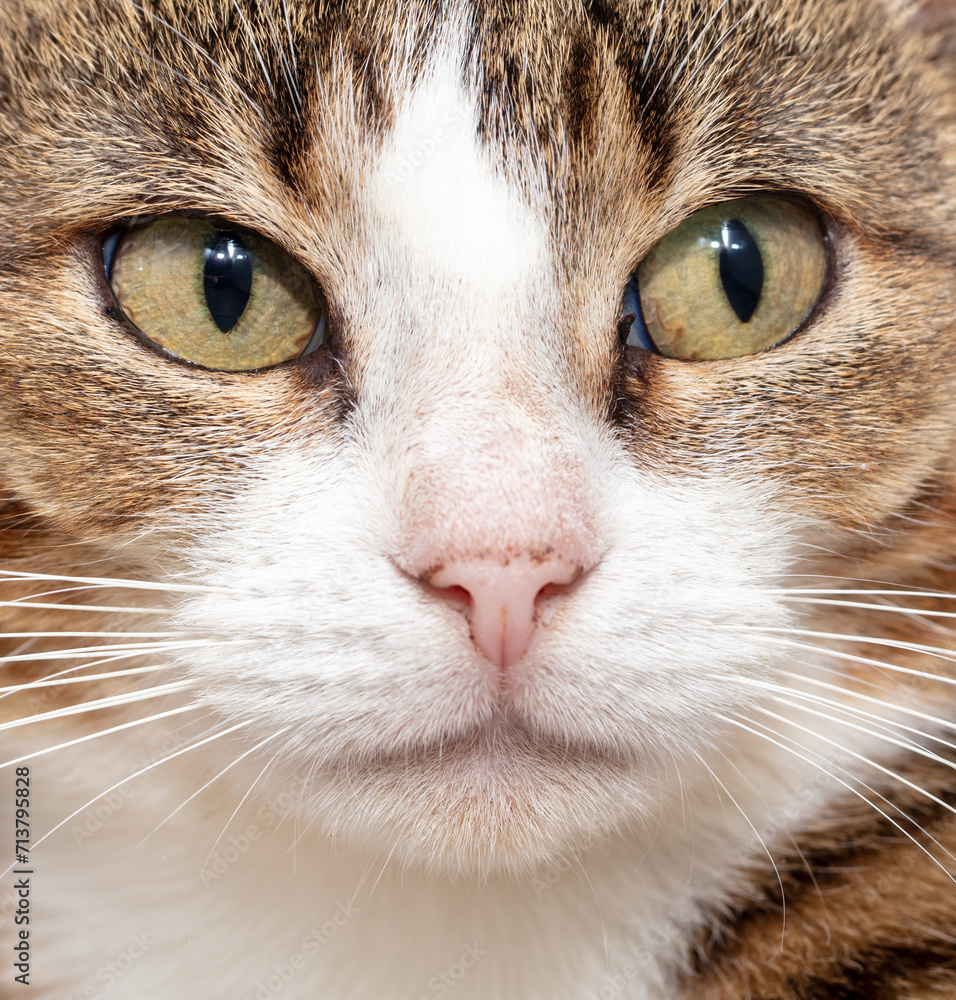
<box><xmin>317</xmin><ymin>710</ymin><xmax>647</xmax><ymax>776</ymax></box>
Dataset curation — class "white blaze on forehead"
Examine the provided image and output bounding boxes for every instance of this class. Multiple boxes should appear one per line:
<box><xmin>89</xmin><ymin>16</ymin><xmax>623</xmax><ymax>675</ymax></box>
<box><xmin>371</xmin><ymin>48</ymin><xmax>548</xmax><ymax>297</ymax></box>
<box><xmin>359</xmin><ymin>40</ymin><xmax>597</xmax><ymax>589</ymax></box>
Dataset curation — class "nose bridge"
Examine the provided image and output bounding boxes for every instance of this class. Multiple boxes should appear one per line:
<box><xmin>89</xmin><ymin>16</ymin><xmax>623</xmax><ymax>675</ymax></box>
<box><xmin>355</xmin><ymin>52</ymin><xmax>606</xmax><ymax>653</ymax></box>
<box><xmin>397</xmin><ymin>393</ymin><xmax>601</xmax><ymax>572</ymax></box>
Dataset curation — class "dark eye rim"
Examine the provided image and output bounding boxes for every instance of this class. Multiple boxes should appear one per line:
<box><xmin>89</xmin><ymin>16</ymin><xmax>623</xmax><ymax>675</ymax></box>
<box><xmin>96</xmin><ymin>213</ymin><xmax>332</xmax><ymax>375</ymax></box>
<box><xmin>619</xmin><ymin>192</ymin><xmax>837</xmax><ymax>362</ymax></box>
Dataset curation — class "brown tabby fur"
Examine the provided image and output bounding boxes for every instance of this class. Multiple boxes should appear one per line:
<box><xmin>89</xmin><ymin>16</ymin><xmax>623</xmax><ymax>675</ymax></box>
<box><xmin>2</xmin><ymin>1</ymin><xmax>956</xmax><ymax>997</ymax></box>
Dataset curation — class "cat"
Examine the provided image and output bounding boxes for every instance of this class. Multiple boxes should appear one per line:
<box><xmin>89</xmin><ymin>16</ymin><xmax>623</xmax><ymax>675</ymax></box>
<box><xmin>1</xmin><ymin>0</ymin><xmax>956</xmax><ymax>997</ymax></box>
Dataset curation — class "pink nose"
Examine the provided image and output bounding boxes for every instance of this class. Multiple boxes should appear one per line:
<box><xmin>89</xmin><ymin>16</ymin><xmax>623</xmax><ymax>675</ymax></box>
<box><xmin>428</xmin><ymin>555</ymin><xmax>582</xmax><ymax>669</ymax></box>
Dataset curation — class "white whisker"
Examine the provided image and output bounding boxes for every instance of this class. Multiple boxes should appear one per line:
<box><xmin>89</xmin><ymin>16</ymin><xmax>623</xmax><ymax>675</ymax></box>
<box><xmin>0</xmin><ymin>681</ymin><xmax>196</xmax><ymax>733</ymax></box>
<box><xmin>1</xmin><ymin>703</ymin><xmax>202</xmax><ymax>770</ymax></box>
<box><xmin>747</xmin><ymin>634</ymin><xmax>956</xmax><ymax>687</ymax></box>
<box><xmin>281</xmin><ymin>0</ymin><xmax>298</xmax><ymax>77</ymax></box>
<box><xmin>719</xmin><ymin>714</ymin><xmax>956</xmax><ymax>881</ymax></box>
<box><xmin>0</xmin><ymin>639</ymin><xmax>241</xmax><ymax>664</ymax></box>
<box><xmin>0</xmin><ymin>568</ymin><xmax>232</xmax><ymax>594</ymax></box>
<box><xmin>0</xmin><ymin>649</ymin><xmax>185</xmax><ymax>701</ymax></box>
<box><xmin>782</xmin><ymin>596</ymin><xmax>956</xmax><ymax>619</ymax></box>
<box><xmin>722</xmin><ymin>672</ymin><xmax>956</xmax><ymax>753</ymax></box>
<box><xmin>757</xmin><ymin>681</ymin><xmax>956</xmax><ymax>762</ymax></box>
<box><xmin>0</xmin><ymin>631</ymin><xmax>191</xmax><ymax>639</ymax></box>
<box><xmin>232</xmin><ymin>0</ymin><xmax>276</xmax><ymax>98</ymax></box>
<box><xmin>692</xmin><ymin>748</ymin><xmax>787</xmax><ymax>945</ymax></box>
<box><xmin>642</xmin><ymin>1</ymin><xmax>726</xmax><ymax>110</ymax></box>
<box><xmin>262</xmin><ymin>0</ymin><xmax>301</xmax><ymax>115</ymax></box>
<box><xmin>756</xmin><ymin>704</ymin><xmax>956</xmax><ymax>821</ymax></box>
<box><xmin>678</xmin><ymin>0</ymin><xmax>768</xmax><ymax>94</ymax></box>
<box><xmin>733</xmin><ymin>624</ymin><xmax>956</xmax><ymax>665</ymax></box>
<box><xmin>776</xmin><ymin>669</ymin><xmax>956</xmax><ymax>736</ymax></box>
<box><xmin>24</xmin><ymin>720</ymin><xmax>252</xmax><ymax>861</ymax></box>
<box><xmin>639</xmin><ymin>0</ymin><xmax>667</xmax><ymax>78</ymax></box>
<box><xmin>0</xmin><ymin>664</ymin><xmax>165</xmax><ymax>693</ymax></box>
<box><xmin>137</xmin><ymin>725</ymin><xmax>289</xmax><ymax>849</ymax></box>
<box><xmin>714</xmin><ymin>747</ymin><xmax>830</xmax><ymax>935</ymax></box>
<box><xmin>121</xmin><ymin>0</ymin><xmax>267</xmax><ymax>119</ymax></box>
<box><xmin>200</xmin><ymin>747</ymin><xmax>283</xmax><ymax>876</ymax></box>
<box><xmin>777</xmin><ymin>576</ymin><xmax>956</xmax><ymax>599</ymax></box>
<box><xmin>773</xmin><ymin>690</ymin><xmax>956</xmax><ymax>757</ymax></box>
<box><xmin>0</xmin><ymin>599</ymin><xmax>166</xmax><ymax>615</ymax></box>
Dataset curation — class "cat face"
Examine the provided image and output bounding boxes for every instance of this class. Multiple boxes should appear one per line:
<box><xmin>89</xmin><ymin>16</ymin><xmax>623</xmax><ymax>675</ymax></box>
<box><xmin>0</xmin><ymin>0</ymin><xmax>954</xmax><ymax>877</ymax></box>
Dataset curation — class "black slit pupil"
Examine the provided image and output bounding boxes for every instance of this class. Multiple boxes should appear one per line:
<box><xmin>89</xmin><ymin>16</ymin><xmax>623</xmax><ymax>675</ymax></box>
<box><xmin>718</xmin><ymin>219</ymin><xmax>763</xmax><ymax>324</ymax></box>
<box><xmin>204</xmin><ymin>233</ymin><xmax>253</xmax><ymax>333</ymax></box>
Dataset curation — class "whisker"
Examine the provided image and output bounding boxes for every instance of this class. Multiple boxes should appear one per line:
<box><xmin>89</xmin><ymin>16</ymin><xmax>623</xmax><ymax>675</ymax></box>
<box><xmin>121</xmin><ymin>0</ymin><xmax>267</xmax><ymax>119</ymax></box>
<box><xmin>642</xmin><ymin>0</ymin><xmax>729</xmax><ymax>110</ymax></box>
<box><xmin>0</xmin><ymin>649</ymin><xmax>187</xmax><ymax>702</ymax></box>
<box><xmin>137</xmin><ymin>724</ymin><xmax>290</xmax><ymax>849</ymax></box>
<box><xmin>0</xmin><ymin>681</ymin><xmax>196</xmax><ymax>733</ymax></box>
<box><xmin>777</xmin><ymin>575</ymin><xmax>956</xmax><ymax>598</ymax></box>
<box><xmin>0</xmin><ymin>631</ymin><xmax>193</xmax><ymax>639</ymax></box>
<box><xmin>262</xmin><ymin>0</ymin><xmax>301</xmax><ymax>116</ymax></box>
<box><xmin>775</xmin><ymin>670</ymin><xmax>956</xmax><ymax>736</ymax></box>
<box><xmin>0</xmin><ymin>639</ymin><xmax>241</xmax><ymax>664</ymax></box>
<box><xmin>774</xmin><ymin>689</ymin><xmax>956</xmax><ymax>756</ymax></box>
<box><xmin>1</xmin><ymin>703</ymin><xmax>202</xmax><ymax>770</ymax></box>
<box><xmin>232</xmin><ymin>0</ymin><xmax>276</xmax><ymax>98</ymax></box>
<box><xmin>24</xmin><ymin>719</ymin><xmax>251</xmax><ymax>860</ymax></box>
<box><xmin>758</xmin><ymin>683</ymin><xmax>956</xmax><ymax>768</ymax></box>
<box><xmin>733</xmin><ymin>625</ymin><xmax>956</xmax><ymax>665</ymax></box>
<box><xmin>677</xmin><ymin>0</ymin><xmax>768</xmax><ymax>94</ymax></box>
<box><xmin>692</xmin><ymin>748</ymin><xmax>787</xmax><ymax>946</ymax></box>
<box><xmin>756</xmin><ymin>704</ymin><xmax>956</xmax><ymax>822</ymax></box>
<box><xmin>200</xmin><ymin>747</ymin><xmax>283</xmax><ymax>875</ymax></box>
<box><xmin>364</xmin><ymin>839</ymin><xmax>402</xmax><ymax>908</ymax></box>
<box><xmin>781</xmin><ymin>596</ymin><xmax>956</xmax><ymax>619</ymax></box>
<box><xmin>719</xmin><ymin>714</ymin><xmax>956</xmax><ymax>881</ymax></box>
<box><xmin>281</xmin><ymin>0</ymin><xmax>298</xmax><ymax>77</ymax></box>
<box><xmin>746</xmin><ymin>635</ymin><xmax>956</xmax><ymax>687</ymax></box>
<box><xmin>0</xmin><ymin>569</ymin><xmax>231</xmax><ymax>594</ymax></box>
<box><xmin>724</xmin><ymin>672</ymin><xmax>956</xmax><ymax>750</ymax></box>
<box><xmin>639</xmin><ymin>0</ymin><xmax>667</xmax><ymax>78</ymax></box>
<box><xmin>714</xmin><ymin>746</ymin><xmax>830</xmax><ymax>940</ymax></box>
<box><xmin>0</xmin><ymin>664</ymin><xmax>165</xmax><ymax>693</ymax></box>
<box><xmin>0</xmin><ymin>599</ymin><xmax>166</xmax><ymax>615</ymax></box>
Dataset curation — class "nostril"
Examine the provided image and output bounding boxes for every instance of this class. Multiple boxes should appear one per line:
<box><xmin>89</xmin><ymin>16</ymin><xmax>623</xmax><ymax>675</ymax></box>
<box><xmin>424</xmin><ymin>555</ymin><xmax>585</xmax><ymax>670</ymax></box>
<box><xmin>535</xmin><ymin>579</ymin><xmax>578</xmax><ymax>607</ymax></box>
<box><xmin>420</xmin><ymin>580</ymin><xmax>472</xmax><ymax>613</ymax></box>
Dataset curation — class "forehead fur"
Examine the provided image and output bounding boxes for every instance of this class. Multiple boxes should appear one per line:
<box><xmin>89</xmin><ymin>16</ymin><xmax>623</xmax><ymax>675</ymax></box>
<box><xmin>0</xmin><ymin>0</ymin><xmax>952</xmax><ymax>225</ymax></box>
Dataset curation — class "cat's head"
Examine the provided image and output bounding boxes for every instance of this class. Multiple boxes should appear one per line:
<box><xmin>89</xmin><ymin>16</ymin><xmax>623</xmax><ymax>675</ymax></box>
<box><xmin>1</xmin><ymin>0</ymin><xmax>954</xmax><ymax>875</ymax></box>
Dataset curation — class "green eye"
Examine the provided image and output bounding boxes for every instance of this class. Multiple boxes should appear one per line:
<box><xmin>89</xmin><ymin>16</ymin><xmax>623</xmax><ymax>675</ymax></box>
<box><xmin>107</xmin><ymin>217</ymin><xmax>325</xmax><ymax>371</ymax></box>
<box><xmin>624</xmin><ymin>196</ymin><xmax>828</xmax><ymax>360</ymax></box>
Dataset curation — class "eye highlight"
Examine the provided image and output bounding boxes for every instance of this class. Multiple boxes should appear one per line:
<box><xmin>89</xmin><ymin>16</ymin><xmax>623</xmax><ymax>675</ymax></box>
<box><xmin>623</xmin><ymin>196</ymin><xmax>828</xmax><ymax>361</ymax></box>
<box><xmin>106</xmin><ymin>217</ymin><xmax>326</xmax><ymax>371</ymax></box>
